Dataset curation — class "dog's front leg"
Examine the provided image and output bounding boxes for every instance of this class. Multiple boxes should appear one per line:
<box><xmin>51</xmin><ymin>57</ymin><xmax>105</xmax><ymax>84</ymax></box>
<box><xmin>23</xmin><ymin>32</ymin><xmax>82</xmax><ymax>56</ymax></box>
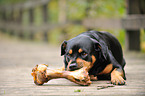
<box><xmin>111</xmin><ymin>68</ymin><xmax>126</xmax><ymax>85</ymax></box>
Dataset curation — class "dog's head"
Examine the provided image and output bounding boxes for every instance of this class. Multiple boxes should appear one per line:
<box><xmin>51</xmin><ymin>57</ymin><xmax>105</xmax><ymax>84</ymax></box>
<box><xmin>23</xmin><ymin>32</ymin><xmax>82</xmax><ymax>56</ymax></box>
<box><xmin>61</xmin><ymin>35</ymin><xmax>106</xmax><ymax>71</ymax></box>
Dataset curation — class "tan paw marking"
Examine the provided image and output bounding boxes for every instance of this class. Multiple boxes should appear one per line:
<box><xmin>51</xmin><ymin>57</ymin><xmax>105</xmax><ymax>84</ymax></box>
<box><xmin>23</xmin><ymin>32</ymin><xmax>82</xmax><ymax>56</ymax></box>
<box><xmin>111</xmin><ymin>68</ymin><xmax>126</xmax><ymax>85</ymax></box>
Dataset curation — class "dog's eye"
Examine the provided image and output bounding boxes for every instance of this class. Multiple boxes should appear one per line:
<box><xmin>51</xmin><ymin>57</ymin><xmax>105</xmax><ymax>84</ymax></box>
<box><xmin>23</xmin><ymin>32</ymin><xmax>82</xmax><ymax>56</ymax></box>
<box><xmin>81</xmin><ymin>52</ymin><xmax>88</xmax><ymax>57</ymax></box>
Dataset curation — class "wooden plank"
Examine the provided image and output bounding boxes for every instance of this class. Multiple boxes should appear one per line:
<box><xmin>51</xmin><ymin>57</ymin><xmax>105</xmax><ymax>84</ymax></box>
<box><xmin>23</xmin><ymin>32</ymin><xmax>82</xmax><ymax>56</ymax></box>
<box><xmin>0</xmin><ymin>22</ymin><xmax>66</xmax><ymax>32</ymax></box>
<box><xmin>42</xmin><ymin>4</ymin><xmax>49</xmax><ymax>42</ymax></box>
<box><xmin>1</xmin><ymin>8</ymin><xmax>6</xmax><ymax>21</ymax></box>
<box><xmin>29</xmin><ymin>8</ymin><xmax>34</xmax><ymax>24</ymax></box>
<box><xmin>82</xmin><ymin>18</ymin><xmax>122</xmax><ymax>30</ymax></box>
<box><xmin>28</xmin><ymin>8</ymin><xmax>34</xmax><ymax>40</ymax></box>
<box><xmin>127</xmin><ymin>0</ymin><xmax>141</xmax><ymax>14</ymax></box>
<box><xmin>122</xmin><ymin>15</ymin><xmax>145</xmax><ymax>30</ymax></box>
<box><xmin>17</xmin><ymin>9</ymin><xmax>23</xmax><ymax>23</ymax></box>
<box><xmin>125</xmin><ymin>30</ymin><xmax>140</xmax><ymax>51</ymax></box>
<box><xmin>0</xmin><ymin>0</ymin><xmax>50</xmax><ymax>11</ymax></box>
<box><xmin>0</xmin><ymin>16</ymin><xmax>144</xmax><ymax>32</ymax></box>
<box><xmin>42</xmin><ymin>4</ymin><xmax>48</xmax><ymax>23</ymax></box>
<box><xmin>124</xmin><ymin>0</ymin><xmax>144</xmax><ymax>51</ymax></box>
<box><xmin>9</xmin><ymin>9</ymin><xmax>14</xmax><ymax>22</ymax></box>
<box><xmin>58</xmin><ymin>0</ymin><xmax>67</xmax><ymax>23</ymax></box>
<box><xmin>83</xmin><ymin>15</ymin><xmax>145</xmax><ymax>30</ymax></box>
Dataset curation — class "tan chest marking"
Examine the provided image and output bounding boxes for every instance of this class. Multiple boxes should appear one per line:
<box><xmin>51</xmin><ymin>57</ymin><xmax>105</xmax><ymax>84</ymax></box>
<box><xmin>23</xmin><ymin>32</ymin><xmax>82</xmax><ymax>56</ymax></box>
<box><xmin>98</xmin><ymin>64</ymin><xmax>113</xmax><ymax>75</ymax></box>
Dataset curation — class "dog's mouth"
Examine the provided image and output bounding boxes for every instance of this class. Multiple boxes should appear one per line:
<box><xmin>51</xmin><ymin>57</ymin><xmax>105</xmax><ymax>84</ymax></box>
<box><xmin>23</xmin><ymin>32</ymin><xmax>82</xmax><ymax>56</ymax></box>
<box><xmin>68</xmin><ymin>63</ymin><xmax>79</xmax><ymax>71</ymax></box>
<box><xmin>68</xmin><ymin>62</ymin><xmax>84</xmax><ymax>71</ymax></box>
<box><xmin>69</xmin><ymin>67</ymin><xmax>80</xmax><ymax>71</ymax></box>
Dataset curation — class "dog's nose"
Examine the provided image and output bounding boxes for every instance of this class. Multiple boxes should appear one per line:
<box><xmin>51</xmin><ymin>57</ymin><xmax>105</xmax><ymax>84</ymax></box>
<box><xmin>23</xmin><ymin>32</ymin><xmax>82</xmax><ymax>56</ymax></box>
<box><xmin>69</xmin><ymin>63</ymin><xmax>78</xmax><ymax>71</ymax></box>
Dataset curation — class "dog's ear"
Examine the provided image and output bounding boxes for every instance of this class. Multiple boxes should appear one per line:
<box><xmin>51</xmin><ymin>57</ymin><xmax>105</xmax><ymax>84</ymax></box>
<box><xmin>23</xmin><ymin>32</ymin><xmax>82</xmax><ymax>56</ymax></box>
<box><xmin>94</xmin><ymin>42</ymin><xmax>101</xmax><ymax>52</ymax></box>
<box><xmin>61</xmin><ymin>40</ymin><xmax>67</xmax><ymax>56</ymax></box>
<box><xmin>93</xmin><ymin>39</ymin><xmax>108</xmax><ymax>60</ymax></box>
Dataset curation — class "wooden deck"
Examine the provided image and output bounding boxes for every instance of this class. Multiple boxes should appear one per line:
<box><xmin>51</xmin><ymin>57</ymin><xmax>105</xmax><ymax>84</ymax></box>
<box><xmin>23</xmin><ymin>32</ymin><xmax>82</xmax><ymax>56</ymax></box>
<box><xmin>0</xmin><ymin>37</ymin><xmax>145</xmax><ymax>96</ymax></box>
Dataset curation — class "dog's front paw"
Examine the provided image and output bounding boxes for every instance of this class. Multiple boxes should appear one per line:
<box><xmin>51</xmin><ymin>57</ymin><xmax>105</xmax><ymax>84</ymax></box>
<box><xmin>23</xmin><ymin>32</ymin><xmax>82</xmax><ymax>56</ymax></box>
<box><xmin>111</xmin><ymin>68</ymin><xmax>126</xmax><ymax>85</ymax></box>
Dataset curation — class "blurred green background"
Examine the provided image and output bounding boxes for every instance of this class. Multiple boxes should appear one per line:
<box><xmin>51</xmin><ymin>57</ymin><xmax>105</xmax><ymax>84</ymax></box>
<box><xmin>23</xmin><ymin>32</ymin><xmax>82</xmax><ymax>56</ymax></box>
<box><xmin>0</xmin><ymin>0</ymin><xmax>145</xmax><ymax>52</ymax></box>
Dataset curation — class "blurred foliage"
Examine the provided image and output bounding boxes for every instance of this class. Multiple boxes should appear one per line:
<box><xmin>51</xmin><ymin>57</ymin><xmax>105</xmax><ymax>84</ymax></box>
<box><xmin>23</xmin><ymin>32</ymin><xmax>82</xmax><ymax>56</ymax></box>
<box><xmin>34</xmin><ymin>6</ymin><xmax>44</xmax><ymax>26</ymax></box>
<box><xmin>46</xmin><ymin>0</ymin><xmax>126</xmax><ymax>22</ymax></box>
<box><xmin>67</xmin><ymin>0</ymin><xmax>87</xmax><ymax>20</ymax></box>
<box><xmin>2</xmin><ymin>0</ymin><xmax>145</xmax><ymax>51</ymax></box>
<box><xmin>0</xmin><ymin>0</ymin><xmax>26</xmax><ymax>5</ymax></box>
<box><xmin>22</xmin><ymin>10</ymin><xmax>29</xmax><ymax>25</ymax></box>
<box><xmin>46</xmin><ymin>0</ymin><xmax>127</xmax><ymax>46</ymax></box>
<box><xmin>67</xmin><ymin>0</ymin><xmax>125</xmax><ymax>20</ymax></box>
<box><xmin>48</xmin><ymin>0</ymin><xmax>59</xmax><ymax>23</ymax></box>
<box><xmin>141</xmin><ymin>29</ymin><xmax>145</xmax><ymax>52</ymax></box>
<box><xmin>49</xmin><ymin>24</ymin><xmax>86</xmax><ymax>44</ymax></box>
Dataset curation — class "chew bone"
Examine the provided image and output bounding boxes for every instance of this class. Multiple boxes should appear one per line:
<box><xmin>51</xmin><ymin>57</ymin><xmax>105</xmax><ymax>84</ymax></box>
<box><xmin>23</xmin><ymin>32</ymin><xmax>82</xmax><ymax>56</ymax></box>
<box><xmin>31</xmin><ymin>64</ymin><xmax>91</xmax><ymax>86</ymax></box>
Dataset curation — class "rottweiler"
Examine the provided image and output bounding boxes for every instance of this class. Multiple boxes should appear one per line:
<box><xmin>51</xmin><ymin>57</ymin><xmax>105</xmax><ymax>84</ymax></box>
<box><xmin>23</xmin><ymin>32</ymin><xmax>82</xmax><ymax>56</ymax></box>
<box><xmin>61</xmin><ymin>31</ymin><xmax>126</xmax><ymax>85</ymax></box>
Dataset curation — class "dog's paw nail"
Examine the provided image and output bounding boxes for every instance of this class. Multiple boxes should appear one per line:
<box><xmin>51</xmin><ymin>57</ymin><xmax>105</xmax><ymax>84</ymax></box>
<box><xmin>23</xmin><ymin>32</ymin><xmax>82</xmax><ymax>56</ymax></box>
<box><xmin>111</xmin><ymin>79</ymin><xmax>126</xmax><ymax>85</ymax></box>
<box><xmin>119</xmin><ymin>80</ymin><xmax>126</xmax><ymax>85</ymax></box>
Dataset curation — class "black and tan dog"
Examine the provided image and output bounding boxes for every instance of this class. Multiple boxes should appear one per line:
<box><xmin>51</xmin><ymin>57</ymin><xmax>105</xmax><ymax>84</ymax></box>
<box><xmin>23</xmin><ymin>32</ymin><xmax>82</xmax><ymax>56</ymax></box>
<box><xmin>61</xmin><ymin>31</ymin><xmax>126</xmax><ymax>85</ymax></box>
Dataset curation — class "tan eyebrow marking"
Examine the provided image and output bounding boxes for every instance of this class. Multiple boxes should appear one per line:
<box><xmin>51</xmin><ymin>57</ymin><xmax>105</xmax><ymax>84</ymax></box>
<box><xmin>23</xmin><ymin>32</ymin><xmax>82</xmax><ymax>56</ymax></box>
<box><xmin>78</xmin><ymin>48</ymin><xmax>83</xmax><ymax>53</ymax></box>
<box><xmin>69</xmin><ymin>49</ymin><xmax>73</xmax><ymax>54</ymax></box>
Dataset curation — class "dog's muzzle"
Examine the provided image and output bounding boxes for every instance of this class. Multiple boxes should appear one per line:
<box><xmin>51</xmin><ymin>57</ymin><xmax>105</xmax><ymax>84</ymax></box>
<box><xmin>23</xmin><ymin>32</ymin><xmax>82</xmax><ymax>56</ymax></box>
<box><xmin>69</xmin><ymin>63</ymin><xmax>78</xmax><ymax>71</ymax></box>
